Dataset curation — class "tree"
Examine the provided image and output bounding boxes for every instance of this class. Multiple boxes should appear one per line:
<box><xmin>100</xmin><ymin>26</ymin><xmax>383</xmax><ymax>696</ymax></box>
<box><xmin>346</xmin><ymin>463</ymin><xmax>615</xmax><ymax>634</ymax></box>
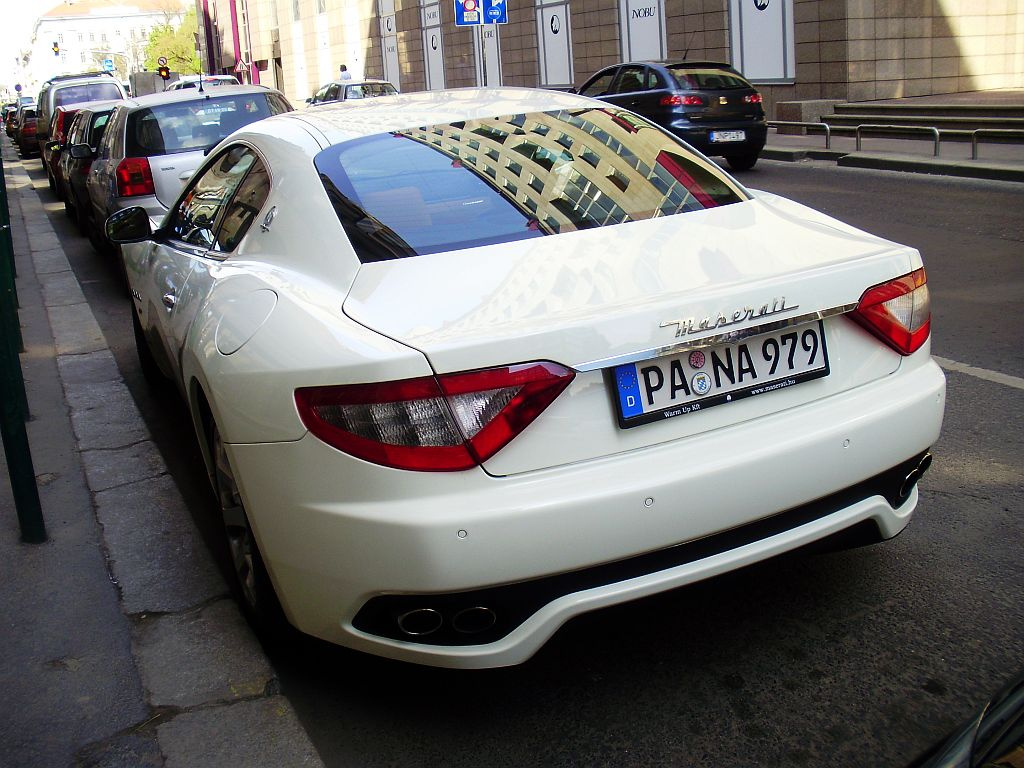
<box><xmin>144</xmin><ymin>7</ymin><xmax>201</xmax><ymax>74</ymax></box>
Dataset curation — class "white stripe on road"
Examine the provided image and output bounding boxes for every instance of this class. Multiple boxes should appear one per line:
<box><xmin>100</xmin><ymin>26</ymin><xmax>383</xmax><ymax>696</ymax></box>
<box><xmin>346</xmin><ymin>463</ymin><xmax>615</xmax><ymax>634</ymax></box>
<box><xmin>933</xmin><ymin>356</ymin><xmax>1024</xmax><ymax>391</ymax></box>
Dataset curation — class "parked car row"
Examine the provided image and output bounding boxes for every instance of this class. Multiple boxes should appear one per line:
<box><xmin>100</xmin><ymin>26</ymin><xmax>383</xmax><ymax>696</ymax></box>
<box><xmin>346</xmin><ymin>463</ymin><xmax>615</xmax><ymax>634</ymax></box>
<box><xmin>11</xmin><ymin>69</ymin><xmax>293</xmax><ymax>266</ymax></box>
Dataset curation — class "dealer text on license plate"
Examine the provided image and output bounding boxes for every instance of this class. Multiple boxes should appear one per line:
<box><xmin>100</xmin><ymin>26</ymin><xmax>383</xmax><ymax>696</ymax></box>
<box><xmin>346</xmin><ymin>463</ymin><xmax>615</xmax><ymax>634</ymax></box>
<box><xmin>710</xmin><ymin>130</ymin><xmax>746</xmax><ymax>143</ymax></box>
<box><xmin>613</xmin><ymin>321</ymin><xmax>829</xmax><ymax>428</ymax></box>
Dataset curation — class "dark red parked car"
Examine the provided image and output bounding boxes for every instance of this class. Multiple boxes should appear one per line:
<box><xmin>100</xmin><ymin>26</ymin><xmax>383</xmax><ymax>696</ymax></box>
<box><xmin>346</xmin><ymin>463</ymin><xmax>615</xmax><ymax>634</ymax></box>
<box><xmin>15</xmin><ymin>108</ymin><xmax>38</xmax><ymax>157</ymax></box>
<box><xmin>43</xmin><ymin>105</ymin><xmax>82</xmax><ymax>198</ymax></box>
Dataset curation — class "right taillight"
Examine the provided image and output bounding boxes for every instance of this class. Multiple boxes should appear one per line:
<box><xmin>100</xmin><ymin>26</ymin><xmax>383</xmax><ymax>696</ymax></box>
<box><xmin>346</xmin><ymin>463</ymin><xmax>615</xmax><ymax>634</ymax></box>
<box><xmin>850</xmin><ymin>267</ymin><xmax>931</xmax><ymax>355</ymax></box>
<box><xmin>115</xmin><ymin>157</ymin><xmax>155</xmax><ymax>197</ymax></box>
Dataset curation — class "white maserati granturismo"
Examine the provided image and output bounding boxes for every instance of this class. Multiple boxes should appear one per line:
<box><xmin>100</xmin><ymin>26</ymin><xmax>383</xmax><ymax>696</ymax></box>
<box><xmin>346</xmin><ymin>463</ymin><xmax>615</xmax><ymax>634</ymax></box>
<box><xmin>106</xmin><ymin>88</ymin><xmax>946</xmax><ymax>668</ymax></box>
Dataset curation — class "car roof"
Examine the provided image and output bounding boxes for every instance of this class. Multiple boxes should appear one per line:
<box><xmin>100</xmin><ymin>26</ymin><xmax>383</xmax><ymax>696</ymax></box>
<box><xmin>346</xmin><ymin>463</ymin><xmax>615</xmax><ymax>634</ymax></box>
<box><xmin>274</xmin><ymin>87</ymin><xmax>597</xmax><ymax>145</ymax></box>
<box><xmin>120</xmin><ymin>84</ymin><xmax>274</xmax><ymax>110</ymax></box>
<box><xmin>66</xmin><ymin>99</ymin><xmax>124</xmax><ymax>114</ymax></box>
<box><xmin>42</xmin><ymin>71</ymin><xmax>119</xmax><ymax>86</ymax></box>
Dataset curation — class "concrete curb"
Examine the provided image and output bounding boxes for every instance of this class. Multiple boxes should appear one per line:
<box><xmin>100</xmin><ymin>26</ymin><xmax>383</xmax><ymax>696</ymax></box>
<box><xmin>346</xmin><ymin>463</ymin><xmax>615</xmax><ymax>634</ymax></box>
<box><xmin>3</xmin><ymin>149</ymin><xmax>324</xmax><ymax>766</ymax></box>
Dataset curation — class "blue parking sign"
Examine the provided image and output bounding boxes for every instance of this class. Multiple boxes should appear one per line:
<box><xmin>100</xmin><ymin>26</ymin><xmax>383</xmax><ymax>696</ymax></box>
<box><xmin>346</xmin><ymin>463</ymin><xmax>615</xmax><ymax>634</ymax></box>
<box><xmin>485</xmin><ymin>0</ymin><xmax>507</xmax><ymax>23</ymax></box>
<box><xmin>103</xmin><ymin>58</ymin><xmax>114</xmax><ymax>72</ymax></box>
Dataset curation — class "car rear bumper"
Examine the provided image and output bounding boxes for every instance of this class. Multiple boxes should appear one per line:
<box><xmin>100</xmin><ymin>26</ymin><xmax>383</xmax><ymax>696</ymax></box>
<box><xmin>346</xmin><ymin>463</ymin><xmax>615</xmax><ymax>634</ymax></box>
<box><xmin>228</xmin><ymin>355</ymin><xmax>946</xmax><ymax>668</ymax></box>
<box><xmin>669</xmin><ymin>119</ymin><xmax>768</xmax><ymax>156</ymax></box>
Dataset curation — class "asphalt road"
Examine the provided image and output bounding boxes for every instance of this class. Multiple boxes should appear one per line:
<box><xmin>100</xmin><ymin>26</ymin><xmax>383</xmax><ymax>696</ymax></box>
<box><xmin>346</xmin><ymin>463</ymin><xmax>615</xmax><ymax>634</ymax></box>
<box><xmin>24</xmin><ymin>155</ymin><xmax>1024</xmax><ymax>768</ymax></box>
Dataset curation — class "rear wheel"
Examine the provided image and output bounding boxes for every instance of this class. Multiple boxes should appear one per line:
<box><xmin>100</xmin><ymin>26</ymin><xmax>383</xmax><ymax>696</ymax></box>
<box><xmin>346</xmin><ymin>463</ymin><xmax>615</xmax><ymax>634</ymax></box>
<box><xmin>726</xmin><ymin>152</ymin><xmax>759</xmax><ymax>171</ymax></box>
<box><xmin>211</xmin><ymin>423</ymin><xmax>287</xmax><ymax>637</ymax></box>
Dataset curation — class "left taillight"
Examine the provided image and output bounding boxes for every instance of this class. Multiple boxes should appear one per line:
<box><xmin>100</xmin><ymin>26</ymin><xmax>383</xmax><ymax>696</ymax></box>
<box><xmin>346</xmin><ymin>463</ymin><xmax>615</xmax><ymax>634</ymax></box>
<box><xmin>295</xmin><ymin>362</ymin><xmax>575</xmax><ymax>471</ymax></box>
<box><xmin>850</xmin><ymin>267</ymin><xmax>931</xmax><ymax>355</ymax></box>
<box><xmin>115</xmin><ymin>157</ymin><xmax>155</xmax><ymax>197</ymax></box>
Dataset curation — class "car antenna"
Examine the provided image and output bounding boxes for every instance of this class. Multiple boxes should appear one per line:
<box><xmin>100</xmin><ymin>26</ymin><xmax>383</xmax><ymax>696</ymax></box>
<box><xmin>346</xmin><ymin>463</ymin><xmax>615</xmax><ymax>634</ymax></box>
<box><xmin>682</xmin><ymin>30</ymin><xmax>697</xmax><ymax>59</ymax></box>
<box><xmin>198</xmin><ymin>74</ymin><xmax>205</xmax><ymax>95</ymax></box>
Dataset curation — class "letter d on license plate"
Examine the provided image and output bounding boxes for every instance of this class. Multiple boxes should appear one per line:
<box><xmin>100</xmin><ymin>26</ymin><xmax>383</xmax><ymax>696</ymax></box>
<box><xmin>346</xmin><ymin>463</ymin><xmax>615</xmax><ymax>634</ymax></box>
<box><xmin>614</xmin><ymin>321</ymin><xmax>830</xmax><ymax>428</ymax></box>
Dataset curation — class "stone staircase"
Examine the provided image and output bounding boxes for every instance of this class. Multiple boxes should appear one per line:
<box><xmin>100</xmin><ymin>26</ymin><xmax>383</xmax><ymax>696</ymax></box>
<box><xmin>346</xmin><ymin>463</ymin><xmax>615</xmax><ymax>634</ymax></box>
<box><xmin>818</xmin><ymin>100</ymin><xmax>1024</xmax><ymax>142</ymax></box>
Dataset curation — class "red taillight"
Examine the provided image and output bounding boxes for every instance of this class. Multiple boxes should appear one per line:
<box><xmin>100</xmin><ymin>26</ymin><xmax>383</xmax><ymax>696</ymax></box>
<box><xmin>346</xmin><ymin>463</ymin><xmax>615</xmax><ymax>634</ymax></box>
<box><xmin>744</xmin><ymin>93</ymin><xmax>763</xmax><ymax>104</ymax></box>
<box><xmin>23</xmin><ymin>123</ymin><xmax>36</xmax><ymax>136</ymax></box>
<box><xmin>295</xmin><ymin>362</ymin><xmax>575</xmax><ymax>471</ymax></box>
<box><xmin>661</xmin><ymin>95</ymin><xmax>705</xmax><ymax>107</ymax></box>
<box><xmin>850</xmin><ymin>268</ymin><xmax>931</xmax><ymax>355</ymax></box>
<box><xmin>115</xmin><ymin>157</ymin><xmax>155</xmax><ymax>197</ymax></box>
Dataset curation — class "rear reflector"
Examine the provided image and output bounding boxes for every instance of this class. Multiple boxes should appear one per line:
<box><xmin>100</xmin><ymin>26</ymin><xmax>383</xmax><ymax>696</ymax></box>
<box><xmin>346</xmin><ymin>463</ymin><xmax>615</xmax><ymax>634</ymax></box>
<box><xmin>850</xmin><ymin>268</ymin><xmax>931</xmax><ymax>355</ymax></box>
<box><xmin>115</xmin><ymin>157</ymin><xmax>155</xmax><ymax>197</ymax></box>
<box><xmin>295</xmin><ymin>362</ymin><xmax>575</xmax><ymax>471</ymax></box>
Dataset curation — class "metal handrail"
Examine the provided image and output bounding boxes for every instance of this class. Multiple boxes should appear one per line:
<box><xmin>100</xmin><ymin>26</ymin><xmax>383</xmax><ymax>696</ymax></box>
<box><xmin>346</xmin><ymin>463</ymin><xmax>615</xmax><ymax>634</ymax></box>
<box><xmin>856</xmin><ymin>124</ymin><xmax>941</xmax><ymax>156</ymax></box>
<box><xmin>971</xmin><ymin>128</ymin><xmax>1024</xmax><ymax>159</ymax></box>
<box><xmin>767</xmin><ymin>120</ymin><xmax>832</xmax><ymax>149</ymax></box>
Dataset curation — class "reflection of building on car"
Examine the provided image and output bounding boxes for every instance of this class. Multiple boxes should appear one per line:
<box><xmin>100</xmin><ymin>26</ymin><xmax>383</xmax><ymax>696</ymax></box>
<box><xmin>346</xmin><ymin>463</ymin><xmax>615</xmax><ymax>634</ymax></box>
<box><xmin>306</xmin><ymin>79</ymin><xmax>398</xmax><ymax>105</ymax></box>
<box><xmin>106</xmin><ymin>88</ymin><xmax>945</xmax><ymax>670</ymax></box>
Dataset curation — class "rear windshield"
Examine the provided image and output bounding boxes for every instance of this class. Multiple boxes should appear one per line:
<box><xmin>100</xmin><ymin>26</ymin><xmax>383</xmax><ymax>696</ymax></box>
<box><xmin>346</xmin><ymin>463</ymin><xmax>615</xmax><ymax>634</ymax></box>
<box><xmin>23</xmin><ymin>109</ymin><xmax>35</xmax><ymax>119</ymax></box>
<box><xmin>315</xmin><ymin>107</ymin><xmax>747</xmax><ymax>262</ymax></box>
<box><xmin>125</xmin><ymin>93</ymin><xmax>283</xmax><ymax>157</ymax></box>
<box><xmin>55</xmin><ymin>82</ymin><xmax>123</xmax><ymax>107</ymax></box>
<box><xmin>668</xmin><ymin>67</ymin><xmax>751</xmax><ymax>90</ymax></box>
<box><xmin>344</xmin><ymin>83</ymin><xmax>398</xmax><ymax>99</ymax></box>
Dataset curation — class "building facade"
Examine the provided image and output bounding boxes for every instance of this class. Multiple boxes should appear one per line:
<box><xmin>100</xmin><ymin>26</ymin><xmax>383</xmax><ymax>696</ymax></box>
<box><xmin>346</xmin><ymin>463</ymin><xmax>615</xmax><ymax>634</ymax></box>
<box><xmin>198</xmin><ymin>0</ymin><xmax>1023</xmax><ymax>113</ymax></box>
<box><xmin>26</xmin><ymin>0</ymin><xmax>188</xmax><ymax>92</ymax></box>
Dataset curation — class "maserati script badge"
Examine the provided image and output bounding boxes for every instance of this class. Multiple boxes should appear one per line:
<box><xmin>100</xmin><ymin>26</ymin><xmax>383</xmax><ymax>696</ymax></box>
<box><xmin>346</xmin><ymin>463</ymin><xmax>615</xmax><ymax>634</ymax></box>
<box><xmin>660</xmin><ymin>298</ymin><xmax>799</xmax><ymax>338</ymax></box>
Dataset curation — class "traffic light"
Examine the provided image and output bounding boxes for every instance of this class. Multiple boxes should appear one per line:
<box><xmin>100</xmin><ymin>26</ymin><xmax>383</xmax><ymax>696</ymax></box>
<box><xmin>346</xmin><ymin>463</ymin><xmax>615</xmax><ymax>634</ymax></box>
<box><xmin>157</xmin><ymin>65</ymin><xmax>170</xmax><ymax>80</ymax></box>
<box><xmin>52</xmin><ymin>41</ymin><xmax>59</xmax><ymax>57</ymax></box>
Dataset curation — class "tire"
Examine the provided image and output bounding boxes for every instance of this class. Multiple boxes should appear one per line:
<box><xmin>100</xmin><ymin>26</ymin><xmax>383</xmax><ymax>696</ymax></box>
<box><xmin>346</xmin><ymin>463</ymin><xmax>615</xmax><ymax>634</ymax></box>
<box><xmin>726</xmin><ymin>152</ymin><xmax>759</xmax><ymax>171</ymax></box>
<box><xmin>211</xmin><ymin>423</ymin><xmax>288</xmax><ymax>638</ymax></box>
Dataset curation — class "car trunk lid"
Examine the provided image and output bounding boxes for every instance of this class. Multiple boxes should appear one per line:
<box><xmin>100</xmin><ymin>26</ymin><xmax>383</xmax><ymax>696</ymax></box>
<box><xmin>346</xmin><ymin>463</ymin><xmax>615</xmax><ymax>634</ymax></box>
<box><xmin>342</xmin><ymin>195</ymin><xmax>917</xmax><ymax>475</ymax></box>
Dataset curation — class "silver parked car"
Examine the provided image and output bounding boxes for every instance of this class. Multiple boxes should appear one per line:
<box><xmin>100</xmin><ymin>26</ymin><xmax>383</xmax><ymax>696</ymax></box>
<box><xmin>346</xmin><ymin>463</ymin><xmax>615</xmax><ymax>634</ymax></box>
<box><xmin>84</xmin><ymin>85</ymin><xmax>292</xmax><ymax>256</ymax></box>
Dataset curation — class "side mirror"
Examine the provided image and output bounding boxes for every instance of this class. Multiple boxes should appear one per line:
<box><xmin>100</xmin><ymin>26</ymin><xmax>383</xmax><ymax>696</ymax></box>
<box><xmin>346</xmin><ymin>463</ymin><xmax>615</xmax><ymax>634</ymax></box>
<box><xmin>105</xmin><ymin>206</ymin><xmax>153</xmax><ymax>244</ymax></box>
<box><xmin>305</xmin><ymin>97</ymin><xmax>313</xmax><ymax>104</ymax></box>
<box><xmin>69</xmin><ymin>143</ymin><xmax>94</xmax><ymax>159</ymax></box>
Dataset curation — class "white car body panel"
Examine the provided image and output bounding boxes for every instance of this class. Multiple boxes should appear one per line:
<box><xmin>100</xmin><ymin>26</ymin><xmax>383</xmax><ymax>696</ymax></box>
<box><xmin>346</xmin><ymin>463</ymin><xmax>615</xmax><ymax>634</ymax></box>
<box><xmin>118</xmin><ymin>88</ymin><xmax>947</xmax><ymax>668</ymax></box>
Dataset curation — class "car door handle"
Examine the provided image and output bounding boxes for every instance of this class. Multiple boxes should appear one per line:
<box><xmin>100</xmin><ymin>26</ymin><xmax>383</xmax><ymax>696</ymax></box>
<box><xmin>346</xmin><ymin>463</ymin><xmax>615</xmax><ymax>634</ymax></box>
<box><xmin>178</xmin><ymin>171</ymin><xmax>191</xmax><ymax>181</ymax></box>
<box><xmin>162</xmin><ymin>292</ymin><xmax>177</xmax><ymax>309</ymax></box>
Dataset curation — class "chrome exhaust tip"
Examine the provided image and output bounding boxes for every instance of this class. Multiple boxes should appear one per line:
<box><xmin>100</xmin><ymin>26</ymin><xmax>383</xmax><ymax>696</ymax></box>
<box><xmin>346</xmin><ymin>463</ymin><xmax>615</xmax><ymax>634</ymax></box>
<box><xmin>451</xmin><ymin>606</ymin><xmax>497</xmax><ymax>635</ymax></box>
<box><xmin>898</xmin><ymin>452</ymin><xmax>933</xmax><ymax>502</ymax></box>
<box><xmin>396</xmin><ymin>608</ymin><xmax>443</xmax><ymax>637</ymax></box>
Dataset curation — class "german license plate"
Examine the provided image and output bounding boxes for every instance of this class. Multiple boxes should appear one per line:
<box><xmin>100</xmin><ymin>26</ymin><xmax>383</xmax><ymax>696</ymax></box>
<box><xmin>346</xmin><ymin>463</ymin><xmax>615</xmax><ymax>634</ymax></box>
<box><xmin>710</xmin><ymin>130</ymin><xmax>746</xmax><ymax>142</ymax></box>
<box><xmin>613</xmin><ymin>322</ymin><xmax>830</xmax><ymax>428</ymax></box>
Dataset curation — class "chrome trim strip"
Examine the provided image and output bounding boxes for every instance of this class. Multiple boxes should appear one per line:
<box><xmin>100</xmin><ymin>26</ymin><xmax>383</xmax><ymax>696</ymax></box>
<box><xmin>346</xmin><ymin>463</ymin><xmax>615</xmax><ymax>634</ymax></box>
<box><xmin>575</xmin><ymin>304</ymin><xmax>858</xmax><ymax>373</ymax></box>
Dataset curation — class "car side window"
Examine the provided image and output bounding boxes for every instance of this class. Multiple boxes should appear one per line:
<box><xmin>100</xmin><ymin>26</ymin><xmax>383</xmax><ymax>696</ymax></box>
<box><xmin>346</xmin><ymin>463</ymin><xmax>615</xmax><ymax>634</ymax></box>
<box><xmin>646</xmin><ymin>68</ymin><xmax>666</xmax><ymax>90</ymax></box>
<box><xmin>167</xmin><ymin>145</ymin><xmax>258</xmax><ymax>252</ymax></box>
<box><xmin>326</xmin><ymin>84</ymin><xmax>341</xmax><ymax>101</ymax></box>
<box><xmin>579</xmin><ymin>70</ymin><xmax>616</xmax><ymax>97</ymax></box>
<box><xmin>97</xmin><ymin>108</ymin><xmax>120</xmax><ymax>159</ymax></box>
<box><xmin>267</xmin><ymin>93</ymin><xmax>291</xmax><ymax>115</ymax></box>
<box><xmin>613</xmin><ymin>65</ymin><xmax>646</xmax><ymax>94</ymax></box>
<box><xmin>216</xmin><ymin>158</ymin><xmax>270</xmax><ymax>252</ymax></box>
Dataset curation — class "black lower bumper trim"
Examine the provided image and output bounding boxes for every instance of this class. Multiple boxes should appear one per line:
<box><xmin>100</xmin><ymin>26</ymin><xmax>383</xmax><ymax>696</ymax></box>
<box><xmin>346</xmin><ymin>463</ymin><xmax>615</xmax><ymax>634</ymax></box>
<box><xmin>352</xmin><ymin>451</ymin><xmax>931</xmax><ymax>647</ymax></box>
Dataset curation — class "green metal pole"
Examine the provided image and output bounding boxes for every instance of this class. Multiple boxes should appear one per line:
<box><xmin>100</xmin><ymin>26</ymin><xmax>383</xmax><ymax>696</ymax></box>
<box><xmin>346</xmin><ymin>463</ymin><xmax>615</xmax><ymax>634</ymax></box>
<box><xmin>0</xmin><ymin>149</ymin><xmax>45</xmax><ymax>543</ymax></box>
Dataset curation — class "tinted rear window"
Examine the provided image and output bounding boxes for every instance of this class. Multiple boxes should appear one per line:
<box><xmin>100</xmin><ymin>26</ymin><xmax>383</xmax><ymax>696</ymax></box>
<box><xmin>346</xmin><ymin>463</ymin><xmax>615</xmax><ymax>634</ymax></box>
<box><xmin>668</xmin><ymin>67</ymin><xmax>751</xmax><ymax>90</ymax></box>
<box><xmin>125</xmin><ymin>93</ymin><xmax>278</xmax><ymax>157</ymax></box>
<box><xmin>55</xmin><ymin>82</ymin><xmax>123</xmax><ymax>107</ymax></box>
<box><xmin>315</xmin><ymin>107</ymin><xmax>747</xmax><ymax>263</ymax></box>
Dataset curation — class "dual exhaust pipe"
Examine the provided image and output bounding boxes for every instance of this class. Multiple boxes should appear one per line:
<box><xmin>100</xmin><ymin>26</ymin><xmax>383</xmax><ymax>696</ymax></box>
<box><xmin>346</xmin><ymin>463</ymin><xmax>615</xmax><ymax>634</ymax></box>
<box><xmin>396</xmin><ymin>606</ymin><xmax>497</xmax><ymax>638</ymax></box>
<box><xmin>898</xmin><ymin>452</ymin><xmax>933</xmax><ymax>503</ymax></box>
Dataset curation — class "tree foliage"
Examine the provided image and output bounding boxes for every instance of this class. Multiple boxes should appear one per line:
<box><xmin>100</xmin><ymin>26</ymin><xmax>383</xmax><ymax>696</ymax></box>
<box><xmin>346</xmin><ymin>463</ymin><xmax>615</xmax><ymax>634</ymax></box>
<box><xmin>144</xmin><ymin>8</ymin><xmax>201</xmax><ymax>74</ymax></box>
